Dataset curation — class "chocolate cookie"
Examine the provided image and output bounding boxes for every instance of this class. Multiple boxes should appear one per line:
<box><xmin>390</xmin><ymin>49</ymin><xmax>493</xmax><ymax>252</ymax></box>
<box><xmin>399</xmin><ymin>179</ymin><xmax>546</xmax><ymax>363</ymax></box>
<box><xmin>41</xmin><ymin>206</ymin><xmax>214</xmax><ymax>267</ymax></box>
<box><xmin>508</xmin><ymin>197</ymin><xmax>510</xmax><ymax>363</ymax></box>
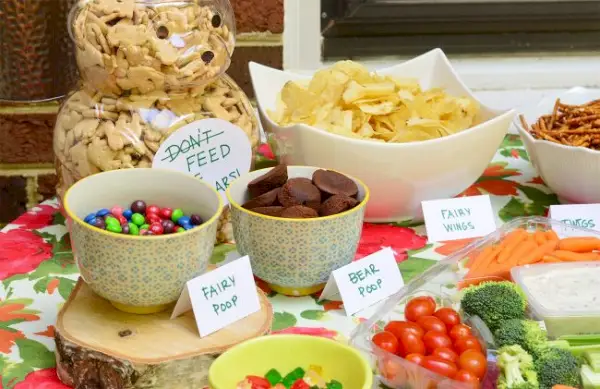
<box><xmin>247</xmin><ymin>164</ymin><xmax>288</xmax><ymax>198</ymax></box>
<box><xmin>278</xmin><ymin>178</ymin><xmax>322</xmax><ymax>210</ymax></box>
<box><xmin>312</xmin><ymin>169</ymin><xmax>359</xmax><ymax>198</ymax></box>
<box><xmin>281</xmin><ymin>205</ymin><xmax>319</xmax><ymax>219</ymax></box>
<box><xmin>251</xmin><ymin>206</ymin><xmax>285</xmax><ymax>217</ymax></box>
<box><xmin>319</xmin><ymin>194</ymin><xmax>360</xmax><ymax>217</ymax></box>
<box><xmin>242</xmin><ymin>188</ymin><xmax>280</xmax><ymax>209</ymax></box>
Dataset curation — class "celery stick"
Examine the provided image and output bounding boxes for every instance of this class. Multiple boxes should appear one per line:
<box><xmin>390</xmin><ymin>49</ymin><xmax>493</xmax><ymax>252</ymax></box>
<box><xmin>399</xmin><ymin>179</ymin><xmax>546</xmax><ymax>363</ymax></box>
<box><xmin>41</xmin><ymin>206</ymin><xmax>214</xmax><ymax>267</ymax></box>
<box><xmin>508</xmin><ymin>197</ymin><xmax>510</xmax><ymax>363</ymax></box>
<box><xmin>559</xmin><ymin>334</ymin><xmax>600</xmax><ymax>346</ymax></box>
<box><xmin>585</xmin><ymin>351</ymin><xmax>600</xmax><ymax>373</ymax></box>
<box><xmin>581</xmin><ymin>365</ymin><xmax>600</xmax><ymax>389</ymax></box>
<box><xmin>547</xmin><ymin>340</ymin><xmax>600</xmax><ymax>357</ymax></box>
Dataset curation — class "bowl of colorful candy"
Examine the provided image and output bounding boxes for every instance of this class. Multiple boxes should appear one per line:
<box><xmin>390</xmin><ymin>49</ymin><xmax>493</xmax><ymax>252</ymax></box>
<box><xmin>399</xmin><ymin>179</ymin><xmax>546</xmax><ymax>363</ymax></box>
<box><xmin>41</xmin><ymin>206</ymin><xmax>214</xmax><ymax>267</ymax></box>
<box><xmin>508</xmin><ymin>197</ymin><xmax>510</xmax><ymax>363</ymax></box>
<box><xmin>63</xmin><ymin>168</ymin><xmax>223</xmax><ymax>314</ymax></box>
<box><xmin>208</xmin><ymin>334</ymin><xmax>373</xmax><ymax>389</ymax></box>
<box><xmin>226</xmin><ymin>165</ymin><xmax>369</xmax><ymax>297</ymax></box>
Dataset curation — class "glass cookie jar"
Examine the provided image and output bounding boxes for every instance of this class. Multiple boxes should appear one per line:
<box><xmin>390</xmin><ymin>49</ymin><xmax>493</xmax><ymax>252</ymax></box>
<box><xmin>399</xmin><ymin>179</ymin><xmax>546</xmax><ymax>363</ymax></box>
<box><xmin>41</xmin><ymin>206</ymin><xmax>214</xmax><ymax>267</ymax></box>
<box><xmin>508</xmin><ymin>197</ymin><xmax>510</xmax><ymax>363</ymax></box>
<box><xmin>55</xmin><ymin>0</ymin><xmax>260</xmax><ymax>243</ymax></box>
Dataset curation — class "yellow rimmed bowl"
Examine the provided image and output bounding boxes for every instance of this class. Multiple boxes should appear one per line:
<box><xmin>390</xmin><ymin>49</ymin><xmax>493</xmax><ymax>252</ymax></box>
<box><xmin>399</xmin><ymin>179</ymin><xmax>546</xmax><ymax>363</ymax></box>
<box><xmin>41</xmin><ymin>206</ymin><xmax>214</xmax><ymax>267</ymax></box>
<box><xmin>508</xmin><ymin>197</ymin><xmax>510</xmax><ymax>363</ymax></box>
<box><xmin>226</xmin><ymin>166</ymin><xmax>370</xmax><ymax>296</ymax></box>
<box><xmin>209</xmin><ymin>334</ymin><xmax>374</xmax><ymax>389</ymax></box>
<box><xmin>63</xmin><ymin>168</ymin><xmax>223</xmax><ymax>314</ymax></box>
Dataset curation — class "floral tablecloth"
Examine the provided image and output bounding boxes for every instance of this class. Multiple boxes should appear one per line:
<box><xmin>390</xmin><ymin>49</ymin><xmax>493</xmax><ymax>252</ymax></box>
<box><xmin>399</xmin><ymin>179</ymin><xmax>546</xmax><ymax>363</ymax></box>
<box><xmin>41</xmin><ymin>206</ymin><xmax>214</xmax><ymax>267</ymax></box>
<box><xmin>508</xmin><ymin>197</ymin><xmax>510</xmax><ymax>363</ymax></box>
<box><xmin>0</xmin><ymin>134</ymin><xmax>556</xmax><ymax>388</ymax></box>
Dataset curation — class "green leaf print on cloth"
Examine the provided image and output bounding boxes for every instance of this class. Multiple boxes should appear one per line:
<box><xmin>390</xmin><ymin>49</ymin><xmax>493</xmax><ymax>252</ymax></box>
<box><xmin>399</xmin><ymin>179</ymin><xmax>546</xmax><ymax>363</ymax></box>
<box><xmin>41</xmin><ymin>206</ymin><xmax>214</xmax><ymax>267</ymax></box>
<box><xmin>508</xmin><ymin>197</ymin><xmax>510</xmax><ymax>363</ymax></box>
<box><xmin>271</xmin><ymin>311</ymin><xmax>297</xmax><ymax>331</ymax></box>
<box><xmin>300</xmin><ymin>310</ymin><xmax>329</xmax><ymax>321</ymax></box>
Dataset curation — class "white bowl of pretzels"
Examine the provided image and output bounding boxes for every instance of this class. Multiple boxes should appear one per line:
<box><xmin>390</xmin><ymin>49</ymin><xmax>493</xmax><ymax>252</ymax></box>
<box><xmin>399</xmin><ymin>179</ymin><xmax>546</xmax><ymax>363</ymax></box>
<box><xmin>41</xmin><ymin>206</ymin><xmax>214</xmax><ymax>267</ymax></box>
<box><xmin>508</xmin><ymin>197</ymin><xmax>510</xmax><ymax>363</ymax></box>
<box><xmin>515</xmin><ymin>87</ymin><xmax>600</xmax><ymax>204</ymax></box>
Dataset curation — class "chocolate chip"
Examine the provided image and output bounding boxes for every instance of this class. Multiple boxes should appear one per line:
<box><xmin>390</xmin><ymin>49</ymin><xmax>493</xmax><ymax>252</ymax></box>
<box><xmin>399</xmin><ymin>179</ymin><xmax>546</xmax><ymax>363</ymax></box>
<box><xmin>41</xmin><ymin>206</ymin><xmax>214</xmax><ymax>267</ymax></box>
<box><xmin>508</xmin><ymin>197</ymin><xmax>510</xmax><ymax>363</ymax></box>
<box><xmin>319</xmin><ymin>194</ymin><xmax>360</xmax><ymax>217</ymax></box>
<box><xmin>211</xmin><ymin>13</ymin><xmax>222</xmax><ymax>28</ymax></box>
<box><xmin>156</xmin><ymin>25</ymin><xmax>169</xmax><ymax>39</ymax></box>
<box><xmin>312</xmin><ymin>169</ymin><xmax>359</xmax><ymax>198</ymax></box>
<box><xmin>243</xmin><ymin>188</ymin><xmax>280</xmax><ymax>209</ymax></box>
<box><xmin>252</xmin><ymin>206</ymin><xmax>285</xmax><ymax>217</ymax></box>
<box><xmin>281</xmin><ymin>206</ymin><xmax>319</xmax><ymax>219</ymax></box>
<box><xmin>278</xmin><ymin>178</ymin><xmax>321</xmax><ymax>210</ymax></box>
<box><xmin>248</xmin><ymin>165</ymin><xmax>288</xmax><ymax>197</ymax></box>
<box><xmin>118</xmin><ymin>329</ymin><xmax>132</xmax><ymax>337</ymax></box>
<box><xmin>201</xmin><ymin>51</ymin><xmax>215</xmax><ymax>64</ymax></box>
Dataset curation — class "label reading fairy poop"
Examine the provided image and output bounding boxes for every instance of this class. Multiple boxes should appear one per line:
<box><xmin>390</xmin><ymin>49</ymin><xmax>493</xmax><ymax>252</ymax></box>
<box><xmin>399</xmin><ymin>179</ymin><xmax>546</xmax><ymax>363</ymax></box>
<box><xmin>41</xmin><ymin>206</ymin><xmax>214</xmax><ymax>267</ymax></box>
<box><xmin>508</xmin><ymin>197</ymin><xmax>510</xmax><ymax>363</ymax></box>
<box><xmin>153</xmin><ymin>119</ymin><xmax>253</xmax><ymax>204</ymax></box>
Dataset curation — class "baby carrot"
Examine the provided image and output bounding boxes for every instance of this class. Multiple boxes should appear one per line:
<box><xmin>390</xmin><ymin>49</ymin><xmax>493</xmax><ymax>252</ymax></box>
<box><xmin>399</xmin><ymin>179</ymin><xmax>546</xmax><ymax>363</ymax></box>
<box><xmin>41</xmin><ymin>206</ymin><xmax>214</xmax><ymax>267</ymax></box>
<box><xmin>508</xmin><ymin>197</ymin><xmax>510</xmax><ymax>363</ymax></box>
<box><xmin>545</xmin><ymin>229</ymin><xmax>559</xmax><ymax>242</ymax></box>
<box><xmin>542</xmin><ymin>255</ymin><xmax>561</xmax><ymax>263</ymax></box>
<box><xmin>518</xmin><ymin>240</ymin><xmax>558</xmax><ymax>265</ymax></box>
<box><xmin>508</xmin><ymin>240</ymin><xmax>537</xmax><ymax>265</ymax></box>
<box><xmin>533</xmin><ymin>230</ymin><xmax>547</xmax><ymax>245</ymax></box>
<box><xmin>557</xmin><ymin>237</ymin><xmax>600</xmax><ymax>253</ymax></box>
<box><xmin>549</xmin><ymin>250</ymin><xmax>600</xmax><ymax>262</ymax></box>
<box><xmin>496</xmin><ymin>229</ymin><xmax>529</xmax><ymax>263</ymax></box>
<box><xmin>468</xmin><ymin>246</ymin><xmax>496</xmax><ymax>273</ymax></box>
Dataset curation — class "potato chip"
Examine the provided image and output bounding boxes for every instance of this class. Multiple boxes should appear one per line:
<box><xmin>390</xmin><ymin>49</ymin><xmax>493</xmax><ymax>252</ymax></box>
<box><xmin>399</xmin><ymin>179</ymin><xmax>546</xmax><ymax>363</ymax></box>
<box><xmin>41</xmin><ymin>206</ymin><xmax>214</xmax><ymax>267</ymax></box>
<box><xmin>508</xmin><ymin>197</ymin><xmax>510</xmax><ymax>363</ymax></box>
<box><xmin>268</xmin><ymin>60</ymin><xmax>480</xmax><ymax>143</ymax></box>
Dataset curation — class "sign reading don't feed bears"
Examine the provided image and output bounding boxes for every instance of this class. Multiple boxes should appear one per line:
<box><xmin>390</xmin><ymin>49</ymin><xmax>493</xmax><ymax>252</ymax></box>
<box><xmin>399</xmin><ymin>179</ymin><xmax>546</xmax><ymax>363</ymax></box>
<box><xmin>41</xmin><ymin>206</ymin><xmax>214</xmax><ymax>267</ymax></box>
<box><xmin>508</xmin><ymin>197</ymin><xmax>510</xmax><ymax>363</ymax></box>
<box><xmin>152</xmin><ymin>118</ymin><xmax>252</xmax><ymax>204</ymax></box>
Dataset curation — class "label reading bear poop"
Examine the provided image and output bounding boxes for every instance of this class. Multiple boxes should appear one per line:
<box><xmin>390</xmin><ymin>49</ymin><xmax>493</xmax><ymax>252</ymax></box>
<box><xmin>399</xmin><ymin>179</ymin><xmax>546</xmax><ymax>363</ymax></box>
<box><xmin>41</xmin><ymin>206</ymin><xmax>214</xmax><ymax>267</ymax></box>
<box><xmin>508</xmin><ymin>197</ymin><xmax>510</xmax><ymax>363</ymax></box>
<box><xmin>152</xmin><ymin>118</ymin><xmax>252</xmax><ymax>204</ymax></box>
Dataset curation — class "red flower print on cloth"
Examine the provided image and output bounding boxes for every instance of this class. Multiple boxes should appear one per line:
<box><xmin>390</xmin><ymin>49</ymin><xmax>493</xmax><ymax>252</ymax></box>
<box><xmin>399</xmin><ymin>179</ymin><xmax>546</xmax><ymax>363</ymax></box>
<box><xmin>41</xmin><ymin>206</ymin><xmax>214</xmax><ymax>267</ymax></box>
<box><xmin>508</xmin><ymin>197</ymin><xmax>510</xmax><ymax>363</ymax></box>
<box><xmin>0</xmin><ymin>230</ymin><xmax>53</xmax><ymax>280</ymax></box>
<box><xmin>355</xmin><ymin>223</ymin><xmax>427</xmax><ymax>263</ymax></box>
<box><xmin>257</xmin><ymin>143</ymin><xmax>275</xmax><ymax>160</ymax></box>
<box><xmin>272</xmin><ymin>327</ymin><xmax>338</xmax><ymax>339</ymax></box>
<box><xmin>13</xmin><ymin>369</ymin><xmax>70</xmax><ymax>389</ymax></box>
<box><xmin>459</xmin><ymin>162</ymin><xmax>522</xmax><ymax>197</ymax></box>
<box><xmin>528</xmin><ymin>176</ymin><xmax>545</xmax><ymax>185</ymax></box>
<box><xmin>0</xmin><ymin>328</ymin><xmax>25</xmax><ymax>353</ymax></box>
<box><xmin>12</xmin><ymin>204</ymin><xmax>58</xmax><ymax>230</ymax></box>
<box><xmin>35</xmin><ymin>325</ymin><xmax>56</xmax><ymax>338</ymax></box>
<box><xmin>435</xmin><ymin>238</ymin><xmax>476</xmax><ymax>256</ymax></box>
<box><xmin>0</xmin><ymin>303</ymin><xmax>39</xmax><ymax>322</ymax></box>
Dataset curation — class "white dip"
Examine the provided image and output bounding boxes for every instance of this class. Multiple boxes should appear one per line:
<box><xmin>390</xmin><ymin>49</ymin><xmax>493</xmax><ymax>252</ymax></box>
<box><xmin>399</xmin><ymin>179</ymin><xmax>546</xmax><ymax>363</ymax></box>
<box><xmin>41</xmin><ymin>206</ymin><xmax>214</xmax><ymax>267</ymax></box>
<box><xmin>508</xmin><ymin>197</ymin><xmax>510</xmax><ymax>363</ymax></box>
<box><xmin>519</xmin><ymin>266</ymin><xmax>600</xmax><ymax>313</ymax></box>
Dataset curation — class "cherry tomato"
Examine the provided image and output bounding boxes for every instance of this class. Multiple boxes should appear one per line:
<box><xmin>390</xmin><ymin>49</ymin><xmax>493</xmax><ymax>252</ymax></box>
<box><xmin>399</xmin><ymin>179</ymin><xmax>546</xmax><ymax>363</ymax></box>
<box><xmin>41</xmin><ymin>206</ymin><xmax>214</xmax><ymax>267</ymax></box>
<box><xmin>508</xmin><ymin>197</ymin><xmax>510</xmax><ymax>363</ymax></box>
<box><xmin>417</xmin><ymin>316</ymin><xmax>447</xmax><ymax>333</ymax></box>
<box><xmin>405</xmin><ymin>353</ymin><xmax>425</xmax><ymax>366</ymax></box>
<box><xmin>458</xmin><ymin>349</ymin><xmax>487</xmax><ymax>379</ymax></box>
<box><xmin>421</xmin><ymin>356</ymin><xmax>458</xmax><ymax>378</ymax></box>
<box><xmin>399</xmin><ymin>332</ymin><xmax>426</xmax><ymax>356</ymax></box>
<box><xmin>434</xmin><ymin>308</ymin><xmax>461</xmax><ymax>330</ymax></box>
<box><xmin>372</xmin><ymin>331</ymin><xmax>399</xmax><ymax>354</ymax></box>
<box><xmin>454</xmin><ymin>336</ymin><xmax>483</xmax><ymax>354</ymax></box>
<box><xmin>405</xmin><ymin>296</ymin><xmax>436</xmax><ymax>322</ymax></box>
<box><xmin>432</xmin><ymin>347</ymin><xmax>458</xmax><ymax>363</ymax></box>
<box><xmin>449</xmin><ymin>324</ymin><xmax>473</xmax><ymax>341</ymax></box>
<box><xmin>385</xmin><ymin>320</ymin><xmax>425</xmax><ymax>339</ymax></box>
<box><xmin>423</xmin><ymin>330</ymin><xmax>452</xmax><ymax>354</ymax></box>
<box><xmin>454</xmin><ymin>369</ymin><xmax>480</xmax><ymax>386</ymax></box>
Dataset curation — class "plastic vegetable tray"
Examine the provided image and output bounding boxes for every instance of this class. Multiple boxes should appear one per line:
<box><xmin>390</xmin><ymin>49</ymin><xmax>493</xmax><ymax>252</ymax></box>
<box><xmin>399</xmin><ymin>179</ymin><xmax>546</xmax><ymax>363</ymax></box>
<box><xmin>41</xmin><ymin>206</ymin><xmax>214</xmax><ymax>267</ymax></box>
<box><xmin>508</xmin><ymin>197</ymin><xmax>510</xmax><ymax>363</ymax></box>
<box><xmin>350</xmin><ymin>216</ymin><xmax>600</xmax><ymax>388</ymax></box>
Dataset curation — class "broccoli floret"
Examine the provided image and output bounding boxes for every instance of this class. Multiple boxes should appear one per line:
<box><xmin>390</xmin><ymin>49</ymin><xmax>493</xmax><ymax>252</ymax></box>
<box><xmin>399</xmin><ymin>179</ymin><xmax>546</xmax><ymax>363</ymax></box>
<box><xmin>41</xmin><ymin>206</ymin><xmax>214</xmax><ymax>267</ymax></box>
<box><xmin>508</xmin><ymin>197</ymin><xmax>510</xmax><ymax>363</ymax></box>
<box><xmin>461</xmin><ymin>281</ymin><xmax>527</xmax><ymax>331</ymax></box>
<box><xmin>497</xmin><ymin>345</ymin><xmax>539</xmax><ymax>389</ymax></box>
<box><xmin>534</xmin><ymin>347</ymin><xmax>581</xmax><ymax>389</ymax></box>
<box><xmin>495</xmin><ymin>319</ymin><xmax>548</xmax><ymax>356</ymax></box>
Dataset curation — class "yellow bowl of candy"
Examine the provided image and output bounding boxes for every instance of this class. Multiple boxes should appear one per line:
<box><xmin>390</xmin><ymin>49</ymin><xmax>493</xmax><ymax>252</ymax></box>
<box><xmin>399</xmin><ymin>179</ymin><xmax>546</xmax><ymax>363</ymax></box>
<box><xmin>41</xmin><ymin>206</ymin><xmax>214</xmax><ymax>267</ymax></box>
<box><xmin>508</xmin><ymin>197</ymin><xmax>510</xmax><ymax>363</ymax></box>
<box><xmin>250</xmin><ymin>48</ymin><xmax>515</xmax><ymax>223</ymax></box>
<box><xmin>208</xmin><ymin>335</ymin><xmax>373</xmax><ymax>389</ymax></box>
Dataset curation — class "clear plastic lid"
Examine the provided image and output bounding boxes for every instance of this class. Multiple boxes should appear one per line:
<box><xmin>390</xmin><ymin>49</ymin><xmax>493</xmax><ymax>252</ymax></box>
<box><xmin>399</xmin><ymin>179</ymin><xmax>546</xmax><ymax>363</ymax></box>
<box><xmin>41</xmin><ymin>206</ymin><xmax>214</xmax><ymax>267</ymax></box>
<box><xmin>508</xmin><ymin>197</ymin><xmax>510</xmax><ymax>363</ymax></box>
<box><xmin>512</xmin><ymin>261</ymin><xmax>600</xmax><ymax>318</ymax></box>
<box><xmin>350</xmin><ymin>216</ymin><xmax>600</xmax><ymax>387</ymax></box>
<box><xmin>68</xmin><ymin>0</ymin><xmax>236</xmax><ymax>94</ymax></box>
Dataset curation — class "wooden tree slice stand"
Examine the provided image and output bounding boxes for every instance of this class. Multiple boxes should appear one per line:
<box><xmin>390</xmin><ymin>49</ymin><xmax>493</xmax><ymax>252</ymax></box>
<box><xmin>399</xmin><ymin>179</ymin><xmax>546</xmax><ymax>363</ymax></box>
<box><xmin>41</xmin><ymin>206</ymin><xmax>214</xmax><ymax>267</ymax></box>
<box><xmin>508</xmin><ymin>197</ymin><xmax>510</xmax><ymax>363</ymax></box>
<box><xmin>55</xmin><ymin>278</ymin><xmax>273</xmax><ymax>389</ymax></box>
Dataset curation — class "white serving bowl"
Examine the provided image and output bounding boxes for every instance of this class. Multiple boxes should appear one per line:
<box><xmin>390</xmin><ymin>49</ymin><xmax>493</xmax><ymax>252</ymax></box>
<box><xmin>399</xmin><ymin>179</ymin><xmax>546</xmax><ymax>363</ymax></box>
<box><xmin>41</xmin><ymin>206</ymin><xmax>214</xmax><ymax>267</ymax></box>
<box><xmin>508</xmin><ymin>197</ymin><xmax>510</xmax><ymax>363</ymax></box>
<box><xmin>250</xmin><ymin>49</ymin><xmax>515</xmax><ymax>222</ymax></box>
<box><xmin>515</xmin><ymin>87</ymin><xmax>600</xmax><ymax>204</ymax></box>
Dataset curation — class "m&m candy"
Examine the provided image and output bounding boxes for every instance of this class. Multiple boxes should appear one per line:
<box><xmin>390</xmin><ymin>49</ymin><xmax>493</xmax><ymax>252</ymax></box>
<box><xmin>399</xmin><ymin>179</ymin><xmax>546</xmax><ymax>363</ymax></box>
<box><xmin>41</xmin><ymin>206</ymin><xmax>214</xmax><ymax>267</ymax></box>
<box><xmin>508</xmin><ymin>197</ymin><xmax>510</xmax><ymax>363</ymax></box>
<box><xmin>85</xmin><ymin>200</ymin><xmax>204</xmax><ymax>236</ymax></box>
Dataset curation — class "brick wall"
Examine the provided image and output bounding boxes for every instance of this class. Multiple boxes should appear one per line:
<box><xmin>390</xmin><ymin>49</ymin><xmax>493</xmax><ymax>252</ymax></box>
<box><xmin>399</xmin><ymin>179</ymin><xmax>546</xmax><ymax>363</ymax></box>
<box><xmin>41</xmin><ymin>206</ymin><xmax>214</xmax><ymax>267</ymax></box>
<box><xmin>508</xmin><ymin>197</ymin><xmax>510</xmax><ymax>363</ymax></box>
<box><xmin>0</xmin><ymin>0</ymin><xmax>283</xmax><ymax>227</ymax></box>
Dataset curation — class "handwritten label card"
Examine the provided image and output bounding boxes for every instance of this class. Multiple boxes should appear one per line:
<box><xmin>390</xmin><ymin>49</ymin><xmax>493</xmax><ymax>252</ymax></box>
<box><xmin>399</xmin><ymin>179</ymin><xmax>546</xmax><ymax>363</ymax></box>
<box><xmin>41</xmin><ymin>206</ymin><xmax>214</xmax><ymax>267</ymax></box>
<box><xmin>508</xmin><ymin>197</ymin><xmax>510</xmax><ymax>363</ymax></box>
<box><xmin>152</xmin><ymin>118</ymin><xmax>252</xmax><ymax>204</ymax></box>
<box><xmin>319</xmin><ymin>248</ymin><xmax>404</xmax><ymax>316</ymax></box>
<box><xmin>550</xmin><ymin>204</ymin><xmax>600</xmax><ymax>236</ymax></box>
<box><xmin>171</xmin><ymin>256</ymin><xmax>260</xmax><ymax>337</ymax></box>
<box><xmin>422</xmin><ymin>195</ymin><xmax>496</xmax><ymax>242</ymax></box>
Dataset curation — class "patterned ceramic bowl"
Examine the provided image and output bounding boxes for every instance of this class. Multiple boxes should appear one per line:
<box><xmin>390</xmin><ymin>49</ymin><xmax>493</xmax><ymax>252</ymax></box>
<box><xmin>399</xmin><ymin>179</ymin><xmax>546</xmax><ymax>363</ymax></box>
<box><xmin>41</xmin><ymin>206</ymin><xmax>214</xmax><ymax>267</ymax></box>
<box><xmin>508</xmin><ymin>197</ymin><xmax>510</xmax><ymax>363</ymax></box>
<box><xmin>227</xmin><ymin>166</ymin><xmax>370</xmax><ymax>296</ymax></box>
<box><xmin>63</xmin><ymin>168</ymin><xmax>223</xmax><ymax>314</ymax></box>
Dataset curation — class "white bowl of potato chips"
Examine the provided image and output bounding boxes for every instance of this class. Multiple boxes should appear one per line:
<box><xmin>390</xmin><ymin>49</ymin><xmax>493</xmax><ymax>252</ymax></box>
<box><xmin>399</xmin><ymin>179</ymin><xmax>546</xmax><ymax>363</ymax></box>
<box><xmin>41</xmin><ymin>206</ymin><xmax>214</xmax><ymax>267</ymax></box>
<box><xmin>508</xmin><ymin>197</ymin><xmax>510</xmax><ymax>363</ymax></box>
<box><xmin>249</xmin><ymin>49</ymin><xmax>515</xmax><ymax>223</ymax></box>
